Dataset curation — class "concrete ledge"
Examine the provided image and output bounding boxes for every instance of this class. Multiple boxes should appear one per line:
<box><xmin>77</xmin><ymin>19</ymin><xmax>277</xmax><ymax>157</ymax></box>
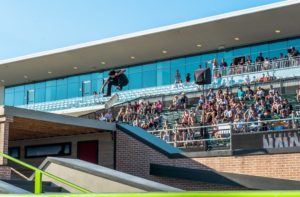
<box><xmin>36</xmin><ymin>157</ymin><xmax>183</xmax><ymax>192</ymax></box>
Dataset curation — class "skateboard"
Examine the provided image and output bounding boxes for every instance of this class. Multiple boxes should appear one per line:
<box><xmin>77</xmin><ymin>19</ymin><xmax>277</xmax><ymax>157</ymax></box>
<box><xmin>105</xmin><ymin>93</ymin><xmax>119</xmax><ymax>109</ymax></box>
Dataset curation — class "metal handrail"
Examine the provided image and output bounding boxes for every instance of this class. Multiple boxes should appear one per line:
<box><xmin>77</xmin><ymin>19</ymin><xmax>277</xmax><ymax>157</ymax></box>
<box><xmin>0</xmin><ymin>152</ymin><xmax>91</xmax><ymax>194</ymax></box>
<box><xmin>149</xmin><ymin>117</ymin><xmax>300</xmax><ymax>133</ymax></box>
<box><xmin>212</xmin><ymin>56</ymin><xmax>300</xmax><ymax>77</ymax></box>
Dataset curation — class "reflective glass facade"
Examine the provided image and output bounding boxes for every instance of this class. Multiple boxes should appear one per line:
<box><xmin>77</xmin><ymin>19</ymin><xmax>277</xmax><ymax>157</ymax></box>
<box><xmin>4</xmin><ymin>37</ymin><xmax>300</xmax><ymax>106</ymax></box>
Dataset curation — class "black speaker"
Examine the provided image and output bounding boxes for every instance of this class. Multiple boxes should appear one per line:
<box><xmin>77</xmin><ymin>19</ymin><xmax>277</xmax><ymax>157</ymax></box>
<box><xmin>194</xmin><ymin>68</ymin><xmax>211</xmax><ymax>85</ymax></box>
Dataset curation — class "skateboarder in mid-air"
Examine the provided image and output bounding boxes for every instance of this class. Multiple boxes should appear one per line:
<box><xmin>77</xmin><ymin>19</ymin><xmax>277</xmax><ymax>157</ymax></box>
<box><xmin>101</xmin><ymin>69</ymin><xmax>129</xmax><ymax>97</ymax></box>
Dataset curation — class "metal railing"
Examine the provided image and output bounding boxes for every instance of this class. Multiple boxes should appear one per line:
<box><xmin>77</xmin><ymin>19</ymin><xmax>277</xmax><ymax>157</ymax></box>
<box><xmin>0</xmin><ymin>152</ymin><xmax>91</xmax><ymax>194</ymax></box>
<box><xmin>147</xmin><ymin>117</ymin><xmax>300</xmax><ymax>151</ymax></box>
<box><xmin>212</xmin><ymin>56</ymin><xmax>300</xmax><ymax>77</ymax></box>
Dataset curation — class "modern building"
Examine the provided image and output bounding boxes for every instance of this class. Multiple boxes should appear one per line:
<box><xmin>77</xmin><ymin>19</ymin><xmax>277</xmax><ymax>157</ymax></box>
<box><xmin>1</xmin><ymin>0</ymin><xmax>300</xmax><ymax>193</ymax></box>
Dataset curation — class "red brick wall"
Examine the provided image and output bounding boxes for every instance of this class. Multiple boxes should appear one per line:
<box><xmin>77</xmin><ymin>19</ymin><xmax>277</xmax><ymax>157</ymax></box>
<box><xmin>116</xmin><ymin>131</ymin><xmax>244</xmax><ymax>190</ymax></box>
<box><xmin>116</xmin><ymin>130</ymin><xmax>300</xmax><ymax>190</ymax></box>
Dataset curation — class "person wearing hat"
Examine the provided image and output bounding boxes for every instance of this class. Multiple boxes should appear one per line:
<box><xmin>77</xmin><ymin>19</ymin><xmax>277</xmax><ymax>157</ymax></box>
<box><xmin>101</xmin><ymin>69</ymin><xmax>129</xmax><ymax>97</ymax></box>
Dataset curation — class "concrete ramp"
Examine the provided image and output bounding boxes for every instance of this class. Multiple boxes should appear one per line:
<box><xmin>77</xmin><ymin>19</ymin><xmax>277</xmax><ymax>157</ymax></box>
<box><xmin>37</xmin><ymin>157</ymin><xmax>183</xmax><ymax>193</ymax></box>
<box><xmin>0</xmin><ymin>180</ymin><xmax>31</xmax><ymax>194</ymax></box>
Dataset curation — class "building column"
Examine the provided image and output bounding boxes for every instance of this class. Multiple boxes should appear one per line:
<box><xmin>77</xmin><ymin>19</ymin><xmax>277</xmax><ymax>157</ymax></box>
<box><xmin>0</xmin><ymin>117</ymin><xmax>9</xmax><ymax>165</ymax></box>
<box><xmin>0</xmin><ymin>86</ymin><xmax>4</xmax><ymax>105</ymax></box>
<box><xmin>0</xmin><ymin>117</ymin><xmax>11</xmax><ymax>179</ymax></box>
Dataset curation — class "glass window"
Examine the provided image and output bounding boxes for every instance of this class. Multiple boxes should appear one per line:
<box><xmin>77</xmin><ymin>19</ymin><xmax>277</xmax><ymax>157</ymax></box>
<box><xmin>288</xmin><ymin>38</ymin><xmax>300</xmax><ymax>51</ymax></box>
<box><xmin>34</xmin><ymin>82</ymin><xmax>46</xmax><ymax>103</ymax></box>
<box><xmin>8</xmin><ymin>147</ymin><xmax>20</xmax><ymax>158</ymax></box>
<box><xmin>157</xmin><ymin>60</ymin><xmax>171</xmax><ymax>86</ymax></box>
<box><xmin>91</xmin><ymin>73</ymin><xmax>102</xmax><ymax>94</ymax></box>
<box><xmin>67</xmin><ymin>76</ymin><xmax>79</xmax><ymax>98</ymax></box>
<box><xmin>186</xmin><ymin>55</ymin><xmax>200</xmax><ymax>64</ymax></box>
<box><xmin>14</xmin><ymin>86</ymin><xmax>25</xmax><ymax>106</ymax></box>
<box><xmin>142</xmin><ymin>63</ymin><xmax>157</xmax><ymax>88</ymax></box>
<box><xmin>27</xmin><ymin>90</ymin><xmax>35</xmax><ymax>104</ymax></box>
<box><xmin>234</xmin><ymin>47</ymin><xmax>250</xmax><ymax>58</ymax></box>
<box><xmin>201</xmin><ymin>53</ymin><xmax>217</xmax><ymax>66</ymax></box>
<box><xmin>4</xmin><ymin>88</ymin><xmax>14</xmax><ymax>106</ymax></box>
<box><xmin>269</xmin><ymin>41</ymin><xmax>288</xmax><ymax>59</ymax></box>
<box><xmin>82</xmin><ymin>80</ymin><xmax>92</xmax><ymax>96</ymax></box>
<box><xmin>45</xmin><ymin>80</ymin><xmax>57</xmax><ymax>101</ymax></box>
<box><xmin>25</xmin><ymin>143</ymin><xmax>71</xmax><ymax>158</ymax></box>
<box><xmin>251</xmin><ymin>44</ymin><xmax>269</xmax><ymax>61</ymax></box>
<box><xmin>128</xmin><ymin>66</ymin><xmax>142</xmax><ymax>90</ymax></box>
<box><xmin>56</xmin><ymin>79</ymin><xmax>67</xmax><ymax>100</ymax></box>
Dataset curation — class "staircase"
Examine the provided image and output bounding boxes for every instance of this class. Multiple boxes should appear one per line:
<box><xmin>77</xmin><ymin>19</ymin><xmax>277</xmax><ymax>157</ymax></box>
<box><xmin>0</xmin><ymin>180</ymin><xmax>67</xmax><ymax>193</ymax></box>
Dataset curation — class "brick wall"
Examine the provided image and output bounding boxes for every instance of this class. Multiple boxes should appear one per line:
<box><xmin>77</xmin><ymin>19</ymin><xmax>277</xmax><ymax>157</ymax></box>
<box><xmin>116</xmin><ymin>130</ymin><xmax>300</xmax><ymax>190</ymax></box>
<box><xmin>0</xmin><ymin>117</ymin><xmax>12</xmax><ymax>179</ymax></box>
<box><xmin>0</xmin><ymin>166</ymin><xmax>11</xmax><ymax>180</ymax></box>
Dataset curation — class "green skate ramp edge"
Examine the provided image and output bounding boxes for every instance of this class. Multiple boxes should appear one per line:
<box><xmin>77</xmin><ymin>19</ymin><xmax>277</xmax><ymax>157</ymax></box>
<box><xmin>35</xmin><ymin>157</ymin><xmax>183</xmax><ymax>193</ymax></box>
<box><xmin>0</xmin><ymin>180</ymin><xmax>31</xmax><ymax>194</ymax></box>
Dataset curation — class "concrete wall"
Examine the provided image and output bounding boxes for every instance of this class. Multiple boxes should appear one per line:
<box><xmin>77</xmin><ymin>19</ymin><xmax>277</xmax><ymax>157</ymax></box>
<box><xmin>115</xmin><ymin>130</ymin><xmax>300</xmax><ymax>190</ymax></box>
<box><xmin>43</xmin><ymin>162</ymin><xmax>145</xmax><ymax>193</ymax></box>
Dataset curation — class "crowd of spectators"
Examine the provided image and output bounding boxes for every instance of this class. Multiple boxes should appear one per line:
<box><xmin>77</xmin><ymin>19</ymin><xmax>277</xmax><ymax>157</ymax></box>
<box><xmin>211</xmin><ymin>47</ymin><xmax>299</xmax><ymax>78</ymax></box>
<box><xmin>95</xmin><ymin>48</ymin><xmax>300</xmax><ymax>147</ymax></box>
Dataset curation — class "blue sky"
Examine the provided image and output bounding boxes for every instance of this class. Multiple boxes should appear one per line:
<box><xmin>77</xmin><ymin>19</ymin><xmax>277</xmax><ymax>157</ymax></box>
<box><xmin>0</xmin><ymin>0</ymin><xmax>284</xmax><ymax>60</ymax></box>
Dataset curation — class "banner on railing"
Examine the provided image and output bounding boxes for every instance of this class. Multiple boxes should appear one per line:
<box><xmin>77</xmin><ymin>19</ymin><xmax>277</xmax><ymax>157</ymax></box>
<box><xmin>232</xmin><ymin>130</ymin><xmax>300</xmax><ymax>150</ymax></box>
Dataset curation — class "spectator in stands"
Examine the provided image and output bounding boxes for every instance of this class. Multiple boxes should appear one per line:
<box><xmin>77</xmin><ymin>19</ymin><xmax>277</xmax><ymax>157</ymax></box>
<box><xmin>153</xmin><ymin>113</ymin><xmax>163</xmax><ymax>129</ymax></box>
<box><xmin>180</xmin><ymin>92</ymin><xmax>188</xmax><ymax>109</ymax></box>
<box><xmin>259</xmin><ymin>73</ymin><xmax>269</xmax><ymax>83</ymax></box>
<box><xmin>181</xmin><ymin>110</ymin><xmax>190</xmax><ymax>125</ymax></box>
<box><xmin>262</xmin><ymin>58</ymin><xmax>270</xmax><ymax>70</ymax></box>
<box><xmin>296</xmin><ymin>86</ymin><xmax>300</xmax><ymax>101</ymax></box>
<box><xmin>186</xmin><ymin>73</ymin><xmax>191</xmax><ymax>83</ymax></box>
<box><xmin>175</xmin><ymin>70</ymin><xmax>181</xmax><ymax>84</ymax></box>
<box><xmin>169</xmin><ymin>95</ymin><xmax>180</xmax><ymax>110</ymax></box>
<box><xmin>244</xmin><ymin>75</ymin><xmax>251</xmax><ymax>85</ymax></box>
<box><xmin>256</xmin><ymin>52</ymin><xmax>265</xmax><ymax>63</ymax></box>
<box><xmin>197</xmin><ymin>95</ymin><xmax>205</xmax><ymax>111</ymax></box>
<box><xmin>245</xmin><ymin>86</ymin><xmax>254</xmax><ymax>100</ymax></box>
<box><xmin>228</xmin><ymin>77</ymin><xmax>235</xmax><ymax>87</ymax></box>
<box><xmin>233</xmin><ymin>114</ymin><xmax>245</xmax><ymax>133</ymax></box>
<box><xmin>290</xmin><ymin>47</ymin><xmax>299</xmax><ymax>57</ymax></box>
<box><xmin>245</xmin><ymin>56</ymin><xmax>253</xmax><ymax>72</ymax></box>
<box><xmin>155</xmin><ymin>100</ymin><xmax>163</xmax><ymax>113</ymax></box>
<box><xmin>207</xmin><ymin>88</ymin><xmax>215</xmax><ymax>102</ymax></box>
<box><xmin>256</xmin><ymin>52</ymin><xmax>264</xmax><ymax>71</ymax></box>
<box><xmin>237</xmin><ymin>87</ymin><xmax>246</xmax><ymax>100</ymax></box>
<box><xmin>212</xmin><ymin>58</ymin><xmax>218</xmax><ymax>78</ymax></box>
<box><xmin>161</xmin><ymin>120</ymin><xmax>171</xmax><ymax>142</ymax></box>
<box><xmin>104</xmin><ymin>109</ymin><xmax>113</xmax><ymax>122</ymax></box>
<box><xmin>220</xmin><ymin>58</ymin><xmax>228</xmax><ymax>76</ymax></box>
<box><xmin>133</xmin><ymin>117</ymin><xmax>140</xmax><ymax>127</ymax></box>
<box><xmin>116</xmin><ymin>107</ymin><xmax>126</xmax><ymax>122</ymax></box>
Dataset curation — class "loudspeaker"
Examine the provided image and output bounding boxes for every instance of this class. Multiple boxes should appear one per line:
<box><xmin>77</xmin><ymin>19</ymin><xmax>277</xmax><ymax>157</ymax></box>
<box><xmin>194</xmin><ymin>68</ymin><xmax>211</xmax><ymax>85</ymax></box>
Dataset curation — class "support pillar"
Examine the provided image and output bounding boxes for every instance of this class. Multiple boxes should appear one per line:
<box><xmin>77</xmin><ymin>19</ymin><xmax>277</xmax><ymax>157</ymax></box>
<box><xmin>0</xmin><ymin>86</ymin><xmax>4</xmax><ymax>105</ymax></box>
<box><xmin>0</xmin><ymin>117</ymin><xmax>11</xmax><ymax>179</ymax></box>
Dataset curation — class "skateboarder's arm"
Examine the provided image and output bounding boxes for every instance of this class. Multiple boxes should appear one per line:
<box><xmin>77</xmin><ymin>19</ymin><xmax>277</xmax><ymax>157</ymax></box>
<box><xmin>116</xmin><ymin>69</ymin><xmax>125</xmax><ymax>76</ymax></box>
<box><xmin>101</xmin><ymin>79</ymin><xmax>109</xmax><ymax>93</ymax></box>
